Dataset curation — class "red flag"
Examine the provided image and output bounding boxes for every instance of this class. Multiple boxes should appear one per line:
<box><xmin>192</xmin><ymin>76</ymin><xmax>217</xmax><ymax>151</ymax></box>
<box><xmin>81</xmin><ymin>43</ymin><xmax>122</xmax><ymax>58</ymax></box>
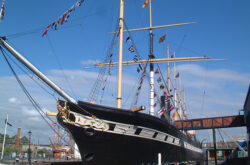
<box><xmin>129</xmin><ymin>46</ymin><xmax>135</xmax><ymax>52</ymax></box>
<box><xmin>159</xmin><ymin>34</ymin><xmax>166</xmax><ymax>43</ymax></box>
<box><xmin>158</xmin><ymin>107</ymin><xmax>165</xmax><ymax>116</ymax></box>
<box><xmin>154</xmin><ymin>92</ymin><xmax>157</xmax><ymax>97</ymax></box>
<box><xmin>42</xmin><ymin>24</ymin><xmax>52</xmax><ymax>37</ymax></box>
<box><xmin>168</xmin><ymin>105</ymin><xmax>174</xmax><ymax>112</ymax></box>
<box><xmin>61</xmin><ymin>13</ymin><xmax>67</xmax><ymax>25</ymax></box>
<box><xmin>155</xmin><ymin>68</ymin><xmax>159</xmax><ymax>74</ymax></box>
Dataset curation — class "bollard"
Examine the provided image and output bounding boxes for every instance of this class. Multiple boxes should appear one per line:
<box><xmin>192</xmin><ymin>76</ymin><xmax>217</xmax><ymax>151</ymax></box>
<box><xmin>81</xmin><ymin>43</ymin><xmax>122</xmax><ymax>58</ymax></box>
<box><xmin>158</xmin><ymin>153</ymin><xmax>161</xmax><ymax>165</ymax></box>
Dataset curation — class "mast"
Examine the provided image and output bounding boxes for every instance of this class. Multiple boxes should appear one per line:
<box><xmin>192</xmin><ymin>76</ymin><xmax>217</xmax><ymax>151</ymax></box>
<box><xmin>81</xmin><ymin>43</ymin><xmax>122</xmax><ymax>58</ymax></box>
<box><xmin>183</xmin><ymin>88</ymin><xmax>187</xmax><ymax>120</ymax></box>
<box><xmin>167</xmin><ymin>44</ymin><xmax>172</xmax><ymax>120</ymax></box>
<box><xmin>179</xmin><ymin>73</ymin><xmax>183</xmax><ymax>120</ymax></box>
<box><xmin>174</xmin><ymin>52</ymin><xmax>178</xmax><ymax>113</ymax></box>
<box><xmin>149</xmin><ymin>0</ymin><xmax>155</xmax><ymax>116</ymax></box>
<box><xmin>117</xmin><ymin>0</ymin><xmax>124</xmax><ymax>108</ymax></box>
<box><xmin>167</xmin><ymin>44</ymin><xmax>171</xmax><ymax>96</ymax></box>
<box><xmin>0</xmin><ymin>37</ymin><xmax>77</xmax><ymax>104</ymax></box>
<box><xmin>87</xmin><ymin>56</ymin><xmax>222</xmax><ymax>68</ymax></box>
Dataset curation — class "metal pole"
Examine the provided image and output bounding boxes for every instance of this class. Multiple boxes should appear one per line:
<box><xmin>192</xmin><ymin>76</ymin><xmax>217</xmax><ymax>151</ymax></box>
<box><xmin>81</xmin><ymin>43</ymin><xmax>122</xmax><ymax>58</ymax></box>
<box><xmin>1</xmin><ymin>114</ymin><xmax>8</xmax><ymax>160</ymax></box>
<box><xmin>149</xmin><ymin>0</ymin><xmax>155</xmax><ymax>116</ymax></box>
<box><xmin>212</xmin><ymin>128</ymin><xmax>217</xmax><ymax>165</ymax></box>
<box><xmin>28</xmin><ymin>130</ymin><xmax>32</xmax><ymax>165</ymax></box>
<box><xmin>248</xmin><ymin>133</ymin><xmax>250</xmax><ymax>164</ymax></box>
<box><xmin>206</xmin><ymin>149</ymin><xmax>208</xmax><ymax>165</ymax></box>
<box><xmin>158</xmin><ymin>153</ymin><xmax>161</xmax><ymax>165</ymax></box>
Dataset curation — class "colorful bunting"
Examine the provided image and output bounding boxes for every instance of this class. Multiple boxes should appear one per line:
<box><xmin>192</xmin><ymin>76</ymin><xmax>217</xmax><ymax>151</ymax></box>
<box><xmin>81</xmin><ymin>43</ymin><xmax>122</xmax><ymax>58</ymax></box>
<box><xmin>168</xmin><ymin>105</ymin><xmax>174</xmax><ymax>112</ymax></box>
<box><xmin>129</xmin><ymin>45</ymin><xmax>135</xmax><ymax>52</ymax></box>
<box><xmin>108</xmin><ymin>59</ymin><xmax>112</xmax><ymax>75</ymax></box>
<box><xmin>154</xmin><ymin>92</ymin><xmax>157</xmax><ymax>97</ymax></box>
<box><xmin>0</xmin><ymin>0</ymin><xmax>5</xmax><ymax>22</ymax></box>
<box><xmin>126</xmin><ymin>36</ymin><xmax>131</xmax><ymax>42</ymax></box>
<box><xmin>157</xmin><ymin>77</ymin><xmax>162</xmax><ymax>83</ymax></box>
<box><xmin>165</xmin><ymin>97</ymin><xmax>170</xmax><ymax>104</ymax></box>
<box><xmin>134</xmin><ymin>71</ymin><xmax>146</xmax><ymax>106</ymax></box>
<box><xmin>65</xmin><ymin>14</ymin><xmax>71</xmax><ymax>23</ymax></box>
<box><xmin>137</xmin><ymin>67</ymin><xmax>140</xmax><ymax>73</ymax></box>
<box><xmin>138</xmin><ymin>64</ymin><xmax>142</xmax><ymax>70</ymax></box>
<box><xmin>42</xmin><ymin>24</ymin><xmax>52</xmax><ymax>37</ymax></box>
<box><xmin>142</xmin><ymin>0</ymin><xmax>149</xmax><ymax>8</ymax></box>
<box><xmin>173</xmin><ymin>110</ymin><xmax>178</xmax><ymax>120</ymax></box>
<box><xmin>155</xmin><ymin>68</ymin><xmax>159</xmax><ymax>74</ymax></box>
<box><xmin>153</xmin><ymin>103</ymin><xmax>157</xmax><ymax>108</ymax></box>
<box><xmin>160</xmin><ymin>83</ymin><xmax>164</xmax><ymax>90</ymax></box>
<box><xmin>159</xmin><ymin>34</ymin><xmax>167</xmax><ymax>43</ymax></box>
<box><xmin>158</xmin><ymin>107</ymin><xmax>165</xmax><ymax>116</ymax></box>
<box><xmin>133</xmin><ymin>56</ymin><xmax>139</xmax><ymax>62</ymax></box>
<box><xmin>175</xmin><ymin>72</ymin><xmax>179</xmax><ymax>78</ymax></box>
<box><xmin>42</xmin><ymin>0</ymin><xmax>84</xmax><ymax>37</ymax></box>
<box><xmin>117</xmin><ymin>27</ymin><xmax>120</xmax><ymax>37</ymax></box>
<box><xmin>61</xmin><ymin>12</ymin><xmax>68</xmax><ymax>25</ymax></box>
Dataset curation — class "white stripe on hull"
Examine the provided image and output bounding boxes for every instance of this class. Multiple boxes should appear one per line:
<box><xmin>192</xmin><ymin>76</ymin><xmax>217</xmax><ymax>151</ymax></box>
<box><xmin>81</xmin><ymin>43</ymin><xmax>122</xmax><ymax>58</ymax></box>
<box><xmin>62</xmin><ymin>111</ymin><xmax>203</xmax><ymax>154</ymax></box>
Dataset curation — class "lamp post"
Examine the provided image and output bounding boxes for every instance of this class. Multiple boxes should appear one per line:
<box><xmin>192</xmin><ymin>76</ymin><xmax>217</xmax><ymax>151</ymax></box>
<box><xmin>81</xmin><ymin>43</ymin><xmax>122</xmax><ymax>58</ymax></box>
<box><xmin>28</xmin><ymin>131</ymin><xmax>32</xmax><ymax>165</ymax></box>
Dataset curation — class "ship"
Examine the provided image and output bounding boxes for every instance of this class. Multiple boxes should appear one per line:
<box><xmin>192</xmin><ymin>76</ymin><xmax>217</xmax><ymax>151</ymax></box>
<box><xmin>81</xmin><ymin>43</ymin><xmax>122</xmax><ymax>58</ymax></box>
<box><xmin>49</xmin><ymin>122</ymin><xmax>74</xmax><ymax>159</ymax></box>
<box><xmin>0</xmin><ymin>0</ymin><xmax>207</xmax><ymax>164</ymax></box>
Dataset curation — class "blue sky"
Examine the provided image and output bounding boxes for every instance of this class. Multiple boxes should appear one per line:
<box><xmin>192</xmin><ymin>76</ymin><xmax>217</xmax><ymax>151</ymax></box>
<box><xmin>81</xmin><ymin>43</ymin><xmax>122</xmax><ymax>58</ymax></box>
<box><xmin>0</xmin><ymin>0</ymin><xmax>249</xmax><ymax>144</ymax></box>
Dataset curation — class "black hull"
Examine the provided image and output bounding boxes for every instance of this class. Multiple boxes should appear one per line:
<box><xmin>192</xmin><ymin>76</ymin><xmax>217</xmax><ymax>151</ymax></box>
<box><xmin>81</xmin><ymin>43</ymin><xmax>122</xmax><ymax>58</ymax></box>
<box><xmin>57</xmin><ymin>101</ymin><xmax>203</xmax><ymax>165</ymax></box>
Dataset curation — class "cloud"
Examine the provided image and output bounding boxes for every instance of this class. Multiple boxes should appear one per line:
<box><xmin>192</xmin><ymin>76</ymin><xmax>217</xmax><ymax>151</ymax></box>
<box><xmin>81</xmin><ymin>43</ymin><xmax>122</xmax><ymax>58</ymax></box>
<box><xmin>8</xmin><ymin>97</ymin><xmax>19</xmax><ymax>104</ymax></box>
<box><xmin>80</xmin><ymin>60</ymin><xmax>101</xmax><ymax>65</ymax></box>
<box><xmin>176</xmin><ymin>64</ymin><xmax>250</xmax><ymax>85</ymax></box>
<box><xmin>21</xmin><ymin>106</ymin><xmax>40</xmax><ymax>117</ymax></box>
<box><xmin>0</xmin><ymin>64</ymin><xmax>249</xmax><ymax>144</ymax></box>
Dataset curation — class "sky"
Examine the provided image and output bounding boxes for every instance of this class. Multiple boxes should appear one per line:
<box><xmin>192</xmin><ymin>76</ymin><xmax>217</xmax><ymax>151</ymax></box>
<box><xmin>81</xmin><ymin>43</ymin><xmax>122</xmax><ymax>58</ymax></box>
<box><xmin>0</xmin><ymin>0</ymin><xmax>249</xmax><ymax>145</ymax></box>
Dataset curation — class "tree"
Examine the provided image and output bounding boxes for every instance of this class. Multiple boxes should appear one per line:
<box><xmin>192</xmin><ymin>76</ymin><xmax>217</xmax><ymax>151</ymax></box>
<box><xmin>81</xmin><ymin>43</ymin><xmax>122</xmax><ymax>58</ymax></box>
<box><xmin>20</xmin><ymin>136</ymin><xmax>29</xmax><ymax>144</ymax></box>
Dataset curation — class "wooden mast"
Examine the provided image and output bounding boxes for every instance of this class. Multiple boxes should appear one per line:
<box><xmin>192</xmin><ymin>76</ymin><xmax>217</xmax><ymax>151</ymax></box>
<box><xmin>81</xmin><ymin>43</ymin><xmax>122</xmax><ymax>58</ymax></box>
<box><xmin>117</xmin><ymin>0</ymin><xmax>124</xmax><ymax>108</ymax></box>
<box><xmin>110</xmin><ymin>22</ymin><xmax>196</xmax><ymax>33</ymax></box>
<box><xmin>167</xmin><ymin>44</ymin><xmax>172</xmax><ymax>120</ymax></box>
<box><xmin>84</xmin><ymin>56</ymin><xmax>224</xmax><ymax>68</ymax></box>
<box><xmin>167</xmin><ymin>44</ymin><xmax>171</xmax><ymax>97</ymax></box>
<box><xmin>183</xmin><ymin>88</ymin><xmax>187</xmax><ymax>120</ymax></box>
<box><xmin>179</xmin><ymin>72</ymin><xmax>183</xmax><ymax>120</ymax></box>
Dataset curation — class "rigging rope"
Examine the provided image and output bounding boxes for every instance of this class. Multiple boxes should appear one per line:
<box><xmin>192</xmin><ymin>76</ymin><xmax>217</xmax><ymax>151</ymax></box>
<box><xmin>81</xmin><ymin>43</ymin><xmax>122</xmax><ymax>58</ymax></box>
<box><xmin>46</xmin><ymin>34</ymin><xmax>77</xmax><ymax>99</ymax></box>
<box><xmin>0</xmin><ymin>45</ymin><xmax>58</xmax><ymax>98</ymax></box>
<box><xmin>87</xmin><ymin>20</ymin><xmax>119</xmax><ymax>102</ymax></box>
<box><xmin>5</xmin><ymin>7</ymin><xmax>114</xmax><ymax>39</ymax></box>
<box><xmin>0</xmin><ymin>46</ymin><xmax>80</xmax><ymax>149</ymax></box>
<box><xmin>0</xmin><ymin>47</ymin><xmax>56</xmax><ymax>130</ymax></box>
